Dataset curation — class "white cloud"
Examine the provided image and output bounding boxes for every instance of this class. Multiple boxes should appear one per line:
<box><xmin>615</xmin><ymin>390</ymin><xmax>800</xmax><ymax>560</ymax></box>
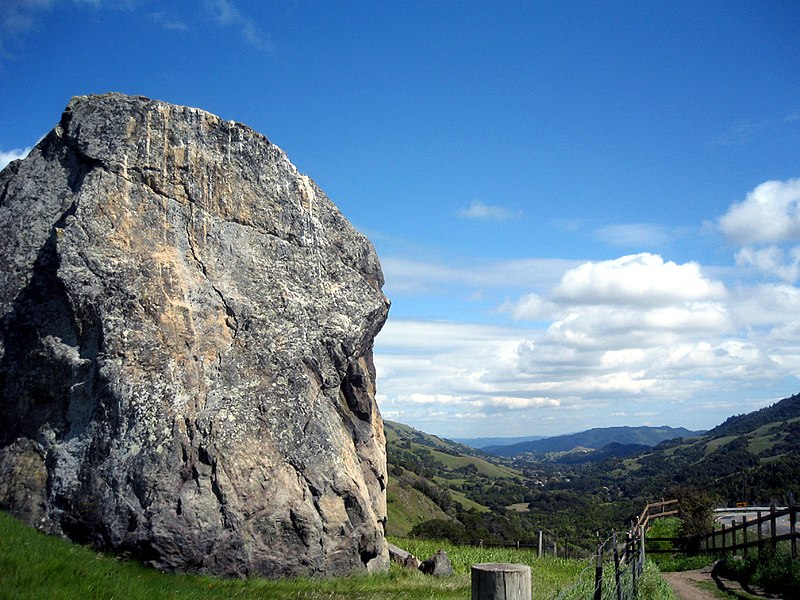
<box><xmin>543</xmin><ymin>303</ymin><xmax>732</xmax><ymax>350</ymax></box>
<box><xmin>381</xmin><ymin>256</ymin><xmax>580</xmax><ymax>295</ymax></box>
<box><xmin>151</xmin><ymin>11</ymin><xmax>188</xmax><ymax>31</ymax></box>
<box><xmin>503</xmin><ymin>292</ymin><xmax>556</xmax><ymax>321</ymax></box>
<box><xmin>734</xmin><ymin>245</ymin><xmax>800</xmax><ymax>283</ymax></box>
<box><xmin>375</xmin><ymin>239</ymin><xmax>800</xmax><ymax>436</ymax></box>
<box><xmin>202</xmin><ymin>0</ymin><xmax>272</xmax><ymax>52</ymax></box>
<box><xmin>0</xmin><ymin>146</ymin><xmax>31</xmax><ymax>170</ymax></box>
<box><xmin>593</xmin><ymin>223</ymin><xmax>673</xmax><ymax>248</ymax></box>
<box><xmin>714</xmin><ymin>119</ymin><xmax>769</xmax><ymax>147</ymax></box>
<box><xmin>553</xmin><ymin>253</ymin><xmax>726</xmax><ymax>306</ymax></box>
<box><xmin>458</xmin><ymin>200</ymin><xmax>519</xmax><ymax>221</ymax></box>
<box><xmin>729</xmin><ymin>283</ymin><xmax>800</xmax><ymax>332</ymax></box>
<box><xmin>2</xmin><ymin>1</ymin><xmax>268</xmax><ymax>59</ymax></box>
<box><xmin>718</xmin><ymin>179</ymin><xmax>800</xmax><ymax>245</ymax></box>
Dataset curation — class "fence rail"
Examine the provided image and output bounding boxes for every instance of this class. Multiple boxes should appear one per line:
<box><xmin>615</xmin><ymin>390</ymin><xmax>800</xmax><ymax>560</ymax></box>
<box><xmin>643</xmin><ymin>495</ymin><xmax>799</xmax><ymax>560</ymax></box>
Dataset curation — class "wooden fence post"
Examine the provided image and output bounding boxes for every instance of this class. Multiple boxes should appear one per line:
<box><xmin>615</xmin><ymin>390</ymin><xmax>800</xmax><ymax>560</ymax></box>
<box><xmin>743</xmin><ymin>515</ymin><xmax>748</xmax><ymax>557</ymax></box>
<box><xmin>538</xmin><ymin>530</ymin><xmax>542</xmax><ymax>558</ymax></box>
<box><xmin>757</xmin><ymin>510</ymin><xmax>763</xmax><ymax>557</ymax></box>
<box><xmin>471</xmin><ymin>563</ymin><xmax>531</xmax><ymax>600</ymax></box>
<box><xmin>612</xmin><ymin>531</ymin><xmax>622</xmax><ymax>600</ymax></box>
<box><xmin>721</xmin><ymin>523</ymin><xmax>727</xmax><ymax>555</ymax></box>
<box><xmin>623</xmin><ymin>532</ymin><xmax>630</xmax><ymax>564</ymax></box>
<box><xmin>790</xmin><ymin>492</ymin><xmax>797</xmax><ymax>559</ymax></box>
<box><xmin>594</xmin><ymin>542</ymin><xmax>603</xmax><ymax>600</ymax></box>
<box><xmin>732</xmin><ymin>519</ymin><xmax>737</xmax><ymax>555</ymax></box>
<box><xmin>639</xmin><ymin>528</ymin><xmax>645</xmax><ymax>574</ymax></box>
<box><xmin>631</xmin><ymin>530</ymin><xmax>638</xmax><ymax>600</ymax></box>
<box><xmin>770</xmin><ymin>503</ymin><xmax>777</xmax><ymax>553</ymax></box>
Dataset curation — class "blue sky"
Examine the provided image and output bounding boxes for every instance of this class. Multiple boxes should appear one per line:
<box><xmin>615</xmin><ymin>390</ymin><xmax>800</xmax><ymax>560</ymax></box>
<box><xmin>2</xmin><ymin>1</ymin><xmax>799</xmax><ymax>438</ymax></box>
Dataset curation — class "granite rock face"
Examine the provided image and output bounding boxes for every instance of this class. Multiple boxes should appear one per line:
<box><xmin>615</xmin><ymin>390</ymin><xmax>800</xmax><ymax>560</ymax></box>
<box><xmin>0</xmin><ymin>93</ymin><xmax>390</xmax><ymax>577</ymax></box>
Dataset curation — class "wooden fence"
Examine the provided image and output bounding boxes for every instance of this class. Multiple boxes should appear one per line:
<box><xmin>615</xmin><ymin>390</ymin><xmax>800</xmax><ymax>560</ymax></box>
<box><xmin>645</xmin><ymin>495</ymin><xmax>799</xmax><ymax>559</ymax></box>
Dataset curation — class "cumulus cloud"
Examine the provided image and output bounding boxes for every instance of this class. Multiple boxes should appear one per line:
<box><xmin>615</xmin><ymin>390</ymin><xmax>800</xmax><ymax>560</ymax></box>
<box><xmin>665</xmin><ymin>341</ymin><xmax>777</xmax><ymax>379</ymax></box>
<box><xmin>375</xmin><ymin>236</ymin><xmax>800</xmax><ymax>436</ymax></box>
<box><xmin>543</xmin><ymin>303</ymin><xmax>732</xmax><ymax>350</ymax></box>
<box><xmin>553</xmin><ymin>253</ymin><xmax>727</xmax><ymax>306</ymax></box>
<box><xmin>503</xmin><ymin>292</ymin><xmax>557</xmax><ymax>321</ymax></box>
<box><xmin>378</xmin><ymin>178</ymin><xmax>800</xmax><ymax>437</ymax></box>
<box><xmin>0</xmin><ymin>146</ymin><xmax>31</xmax><ymax>170</ymax></box>
<box><xmin>735</xmin><ymin>245</ymin><xmax>800</xmax><ymax>283</ymax></box>
<box><xmin>458</xmin><ymin>200</ymin><xmax>519</xmax><ymax>221</ymax></box>
<box><xmin>718</xmin><ymin>179</ymin><xmax>800</xmax><ymax>245</ymax></box>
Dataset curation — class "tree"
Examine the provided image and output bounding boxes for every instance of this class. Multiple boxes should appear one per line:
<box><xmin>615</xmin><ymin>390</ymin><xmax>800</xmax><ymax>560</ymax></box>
<box><xmin>673</xmin><ymin>486</ymin><xmax>713</xmax><ymax>554</ymax></box>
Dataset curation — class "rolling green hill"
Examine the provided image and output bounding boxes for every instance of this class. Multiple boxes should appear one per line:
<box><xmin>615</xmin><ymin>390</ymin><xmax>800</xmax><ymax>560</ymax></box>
<box><xmin>384</xmin><ymin>420</ymin><xmax>538</xmax><ymax>540</ymax></box>
<box><xmin>559</xmin><ymin>393</ymin><xmax>800</xmax><ymax>507</ymax></box>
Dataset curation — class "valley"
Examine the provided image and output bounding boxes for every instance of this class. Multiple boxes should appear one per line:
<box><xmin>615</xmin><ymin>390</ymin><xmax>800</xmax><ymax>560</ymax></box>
<box><xmin>385</xmin><ymin>392</ymin><xmax>800</xmax><ymax>555</ymax></box>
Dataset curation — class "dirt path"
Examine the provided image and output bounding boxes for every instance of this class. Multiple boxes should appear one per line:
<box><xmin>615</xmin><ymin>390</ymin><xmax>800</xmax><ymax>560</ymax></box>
<box><xmin>662</xmin><ymin>566</ymin><xmax>793</xmax><ymax>600</ymax></box>
<box><xmin>662</xmin><ymin>567</ymin><xmax>720</xmax><ymax>600</ymax></box>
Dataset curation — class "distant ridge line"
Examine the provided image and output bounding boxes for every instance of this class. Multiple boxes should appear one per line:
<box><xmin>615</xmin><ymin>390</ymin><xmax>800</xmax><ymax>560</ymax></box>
<box><xmin>481</xmin><ymin>425</ymin><xmax>704</xmax><ymax>457</ymax></box>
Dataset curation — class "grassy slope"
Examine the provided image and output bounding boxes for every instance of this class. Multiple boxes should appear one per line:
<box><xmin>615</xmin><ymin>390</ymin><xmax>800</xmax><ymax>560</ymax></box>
<box><xmin>617</xmin><ymin>395</ymin><xmax>800</xmax><ymax>484</ymax></box>
<box><xmin>428</xmin><ymin>448</ymin><xmax>519</xmax><ymax>479</ymax></box>
<box><xmin>0</xmin><ymin>510</ymin><xmax>674</xmax><ymax>599</ymax></box>
<box><xmin>386</xmin><ymin>480</ymin><xmax>452</xmax><ymax>537</ymax></box>
<box><xmin>385</xmin><ymin>420</ymin><xmax>524</xmax><ymax>533</ymax></box>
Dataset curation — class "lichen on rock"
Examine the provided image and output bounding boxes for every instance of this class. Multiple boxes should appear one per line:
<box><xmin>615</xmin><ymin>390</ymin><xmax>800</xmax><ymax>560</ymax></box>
<box><xmin>0</xmin><ymin>93</ymin><xmax>390</xmax><ymax>578</ymax></box>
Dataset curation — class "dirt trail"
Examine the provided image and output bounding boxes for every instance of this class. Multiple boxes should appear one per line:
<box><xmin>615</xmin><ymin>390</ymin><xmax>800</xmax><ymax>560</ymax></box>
<box><xmin>662</xmin><ymin>567</ymin><xmax>719</xmax><ymax>600</ymax></box>
<box><xmin>662</xmin><ymin>566</ymin><xmax>793</xmax><ymax>600</ymax></box>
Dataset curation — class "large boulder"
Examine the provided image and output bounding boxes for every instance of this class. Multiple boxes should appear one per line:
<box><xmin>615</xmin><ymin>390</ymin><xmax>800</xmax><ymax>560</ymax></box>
<box><xmin>0</xmin><ymin>93</ymin><xmax>390</xmax><ymax>578</ymax></box>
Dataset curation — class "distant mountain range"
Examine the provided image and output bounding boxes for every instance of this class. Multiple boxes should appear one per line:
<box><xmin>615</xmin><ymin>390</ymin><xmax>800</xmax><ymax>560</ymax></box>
<box><xmin>452</xmin><ymin>434</ymin><xmax>547</xmax><ymax>448</ymax></box>
<box><xmin>482</xmin><ymin>425</ymin><xmax>704</xmax><ymax>457</ymax></box>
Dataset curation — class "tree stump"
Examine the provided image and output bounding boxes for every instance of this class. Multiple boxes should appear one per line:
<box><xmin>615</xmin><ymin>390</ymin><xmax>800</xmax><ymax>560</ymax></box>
<box><xmin>471</xmin><ymin>563</ymin><xmax>532</xmax><ymax>600</ymax></box>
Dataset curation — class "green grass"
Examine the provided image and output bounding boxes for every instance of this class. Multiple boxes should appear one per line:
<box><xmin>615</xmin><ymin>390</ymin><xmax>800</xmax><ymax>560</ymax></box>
<box><xmin>385</xmin><ymin>480</ymin><xmax>452</xmax><ymax>536</ymax></box>
<box><xmin>0</xmin><ymin>510</ymin><xmax>673</xmax><ymax>599</ymax></box>
<box><xmin>714</xmin><ymin>544</ymin><xmax>800</xmax><ymax>598</ymax></box>
<box><xmin>428</xmin><ymin>448</ymin><xmax>520</xmax><ymax>478</ymax></box>
<box><xmin>621</xmin><ymin>457</ymin><xmax>642</xmax><ymax>471</ymax></box>
<box><xmin>746</xmin><ymin>434</ymin><xmax>777</xmax><ymax>456</ymax></box>
<box><xmin>447</xmin><ymin>488</ymin><xmax>491</xmax><ymax>513</ymax></box>
<box><xmin>704</xmin><ymin>435</ymin><xmax>736</xmax><ymax>456</ymax></box>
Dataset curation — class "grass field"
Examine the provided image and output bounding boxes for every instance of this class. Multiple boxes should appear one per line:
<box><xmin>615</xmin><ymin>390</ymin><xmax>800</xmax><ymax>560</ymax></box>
<box><xmin>428</xmin><ymin>448</ymin><xmax>520</xmax><ymax>479</ymax></box>
<box><xmin>385</xmin><ymin>483</ymin><xmax>452</xmax><ymax>536</ymax></box>
<box><xmin>0</xmin><ymin>510</ymin><xmax>674</xmax><ymax>599</ymax></box>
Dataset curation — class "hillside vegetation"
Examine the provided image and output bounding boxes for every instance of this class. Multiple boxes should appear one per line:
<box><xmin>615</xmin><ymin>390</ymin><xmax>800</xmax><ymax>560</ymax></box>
<box><xmin>385</xmin><ymin>393</ymin><xmax>800</xmax><ymax>550</ymax></box>
<box><xmin>606</xmin><ymin>393</ymin><xmax>800</xmax><ymax>504</ymax></box>
<box><xmin>385</xmin><ymin>420</ymin><xmax>531</xmax><ymax>538</ymax></box>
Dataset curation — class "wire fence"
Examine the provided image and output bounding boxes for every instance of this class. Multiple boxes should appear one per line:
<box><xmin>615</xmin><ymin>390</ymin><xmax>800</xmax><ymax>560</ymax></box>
<box><xmin>552</xmin><ymin>530</ymin><xmax>644</xmax><ymax>600</ymax></box>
